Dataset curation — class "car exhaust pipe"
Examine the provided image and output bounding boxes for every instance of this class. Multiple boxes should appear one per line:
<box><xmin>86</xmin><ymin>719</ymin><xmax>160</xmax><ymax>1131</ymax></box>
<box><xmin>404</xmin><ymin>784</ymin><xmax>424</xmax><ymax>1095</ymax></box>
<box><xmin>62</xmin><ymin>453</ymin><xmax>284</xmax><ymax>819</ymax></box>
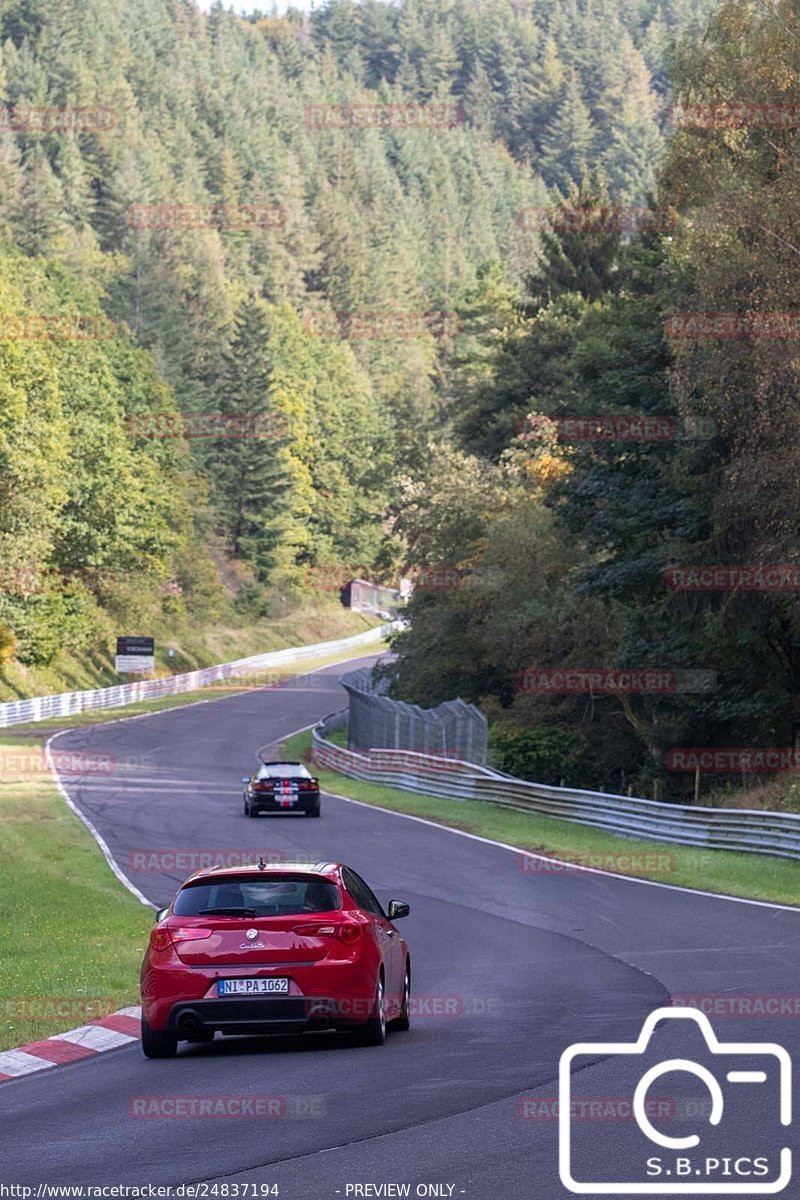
<box><xmin>307</xmin><ymin>1005</ymin><xmax>333</xmax><ymax>1029</ymax></box>
<box><xmin>178</xmin><ymin>1012</ymin><xmax>200</xmax><ymax>1034</ymax></box>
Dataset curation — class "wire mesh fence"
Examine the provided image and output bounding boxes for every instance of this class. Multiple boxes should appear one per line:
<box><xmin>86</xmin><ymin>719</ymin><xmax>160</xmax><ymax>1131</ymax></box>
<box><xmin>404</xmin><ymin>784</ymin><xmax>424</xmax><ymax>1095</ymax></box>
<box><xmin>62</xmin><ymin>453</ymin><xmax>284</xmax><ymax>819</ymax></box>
<box><xmin>340</xmin><ymin>666</ymin><xmax>488</xmax><ymax>765</ymax></box>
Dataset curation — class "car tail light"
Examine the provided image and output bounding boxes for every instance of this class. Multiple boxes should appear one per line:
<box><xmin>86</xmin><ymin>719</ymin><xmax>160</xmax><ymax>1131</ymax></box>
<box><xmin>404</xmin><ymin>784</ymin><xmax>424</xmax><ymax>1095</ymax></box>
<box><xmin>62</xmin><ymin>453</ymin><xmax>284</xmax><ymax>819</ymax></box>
<box><xmin>292</xmin><ymin>921</ymin><xmax>361</xmax><ymax>943</ymax></box>
<box><xmin>170</xmin><ymin>927</ymin><xmax>213</xmax><ymax>943</ymax></box>
<box><xmin>149</xmin><ymin>926</ymin><xmax>212</xmax><ymax>952</ymax></box>
<box><xmin>149</xmin><ymin>928</ymin><xmax>172</xmax><ymax>953</ymax></box>
<box><xmin>298</xmin><ymin>779</ymin><xmax>318</xmax><ymax>791</ymax></box>
<box><xmin>254</xmin><ymin>781</ymin><xmax>272</xmax><ymax>791</ymax></box>
<box><xmin>337</xmin><ymin>924</ymin><xmax>362</xmax><ymax>945</ymax></box>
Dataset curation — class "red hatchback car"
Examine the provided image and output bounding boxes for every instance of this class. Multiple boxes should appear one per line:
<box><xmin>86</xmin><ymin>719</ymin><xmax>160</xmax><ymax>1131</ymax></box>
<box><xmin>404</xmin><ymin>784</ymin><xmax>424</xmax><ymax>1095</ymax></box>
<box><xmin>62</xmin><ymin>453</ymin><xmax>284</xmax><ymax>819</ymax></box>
<box><xmin>140</xmin><ymin>860</ymin><xmax>411</xmax><ymax>1057</ymax></box>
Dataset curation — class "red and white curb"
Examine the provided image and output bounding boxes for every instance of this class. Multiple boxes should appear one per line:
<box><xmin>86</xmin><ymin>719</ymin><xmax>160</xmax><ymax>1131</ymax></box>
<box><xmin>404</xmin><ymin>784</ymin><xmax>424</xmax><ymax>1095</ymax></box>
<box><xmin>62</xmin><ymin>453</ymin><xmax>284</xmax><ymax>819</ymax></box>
<box><xmin>0</xmin><ymin>1006</ymin><xmax>141</xmax><ymax>1083</ymax></box>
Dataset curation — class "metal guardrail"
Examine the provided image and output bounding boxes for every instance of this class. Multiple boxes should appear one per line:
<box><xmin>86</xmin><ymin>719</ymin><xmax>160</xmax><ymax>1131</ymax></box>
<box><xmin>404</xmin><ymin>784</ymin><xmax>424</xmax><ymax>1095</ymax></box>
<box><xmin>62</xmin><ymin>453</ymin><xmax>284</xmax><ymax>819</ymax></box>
<box><xmin>0</xmin><ymin>625</ymin><xmax>393</xmax><ymax>729</ymax></box>
<box><xmin>312</xmin><ymin>711</ymin><xmax>800</xmax><ymax>863</ymax></box>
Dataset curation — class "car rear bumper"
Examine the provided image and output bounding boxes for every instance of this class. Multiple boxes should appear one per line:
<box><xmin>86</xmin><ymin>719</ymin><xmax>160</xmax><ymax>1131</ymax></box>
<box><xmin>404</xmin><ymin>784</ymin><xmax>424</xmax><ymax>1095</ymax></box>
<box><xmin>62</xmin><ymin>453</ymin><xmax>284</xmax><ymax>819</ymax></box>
<box><xmin>166</xmin><ymin>995</ymin><xmax>371</xmax><ymax>1035</ymax></box>
<box><xmin>142</xmin><ymin>957</ymin><xmax>380</xmax><ymax>1031</ymax></box>
<box><xmin>247</xmin><ymin>793</ymin><xmax>319</xmax><ymax>814</ymax></box>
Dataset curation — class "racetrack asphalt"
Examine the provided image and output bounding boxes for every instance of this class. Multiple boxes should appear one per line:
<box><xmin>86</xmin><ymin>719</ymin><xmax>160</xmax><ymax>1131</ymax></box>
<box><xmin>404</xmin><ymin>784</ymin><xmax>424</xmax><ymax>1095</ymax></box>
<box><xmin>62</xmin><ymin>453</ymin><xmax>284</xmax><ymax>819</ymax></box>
<box><xmin>3</xmin><ymin>652</ymin><xmax>800</xmax><ymax>1199</ymax></box>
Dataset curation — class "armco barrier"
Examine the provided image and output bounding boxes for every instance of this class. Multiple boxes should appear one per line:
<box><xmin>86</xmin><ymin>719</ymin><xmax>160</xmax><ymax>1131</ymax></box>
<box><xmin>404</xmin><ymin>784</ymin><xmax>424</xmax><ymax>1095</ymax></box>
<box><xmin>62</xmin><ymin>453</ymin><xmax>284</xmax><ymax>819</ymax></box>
<box><xmin>312</xmin><ymin>711</ymin><xmax>800</xmax><ymax>863</ymax></box>
<box><xmin>0</xmin><ymin>625</ymin><xmax>393</xmax><ymax>729</ymax></box>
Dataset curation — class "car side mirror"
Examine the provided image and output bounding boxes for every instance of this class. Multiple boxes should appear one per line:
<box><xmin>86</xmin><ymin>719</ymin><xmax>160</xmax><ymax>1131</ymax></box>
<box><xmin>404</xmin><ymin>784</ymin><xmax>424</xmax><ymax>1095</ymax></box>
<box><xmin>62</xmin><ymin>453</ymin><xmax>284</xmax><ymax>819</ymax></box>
<box><xmin>154</xmin><ymin>907</ymin><xmax>169</xmax><ymax>923</ymax></box>
<box><xmin>388</xmin><ymin>900</ymin><xmax>410</xmax><ymax>920</ymax></box>
<box><xmin>241</xmin><ymin>777</ymin><xmax>250</xmax><ymax>784</ymax></box>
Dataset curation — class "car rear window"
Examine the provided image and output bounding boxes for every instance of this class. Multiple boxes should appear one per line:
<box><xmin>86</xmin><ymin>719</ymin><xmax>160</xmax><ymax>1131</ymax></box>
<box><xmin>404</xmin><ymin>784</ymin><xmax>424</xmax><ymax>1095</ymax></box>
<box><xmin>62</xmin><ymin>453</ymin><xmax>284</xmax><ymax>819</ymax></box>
<box><xmin>257</xmin><ymin>763</ymin><xmax>311</xmax><ymax>779</ymax></box>
<box><xmin>173</xmin><ymin>874</ymin><xmax>341</xmax><ymax>917</ymax></box>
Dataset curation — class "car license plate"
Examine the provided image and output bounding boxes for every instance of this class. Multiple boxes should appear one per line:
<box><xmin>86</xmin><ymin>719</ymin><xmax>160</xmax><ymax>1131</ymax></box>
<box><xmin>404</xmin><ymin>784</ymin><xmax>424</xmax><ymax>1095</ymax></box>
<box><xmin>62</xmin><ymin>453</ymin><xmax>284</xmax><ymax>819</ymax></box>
<box><xmin>217</xmin><ymin>977</ymin><xmax>289</xmax><ymax>996</ymax></box>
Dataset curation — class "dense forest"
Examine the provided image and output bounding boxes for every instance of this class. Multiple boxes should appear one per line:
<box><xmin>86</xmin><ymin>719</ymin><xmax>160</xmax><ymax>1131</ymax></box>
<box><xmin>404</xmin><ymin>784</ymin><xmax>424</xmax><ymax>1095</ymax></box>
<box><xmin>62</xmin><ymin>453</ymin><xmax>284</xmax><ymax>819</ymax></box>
<box><xmin>388</xmin><ymin>0</ymin><xmax>800</xmax><ymax>800</ymax></box>
<box><xmin>0</xmin><ymin>0</ymin><xmax>795</xmax><ymax>801</ymax></box>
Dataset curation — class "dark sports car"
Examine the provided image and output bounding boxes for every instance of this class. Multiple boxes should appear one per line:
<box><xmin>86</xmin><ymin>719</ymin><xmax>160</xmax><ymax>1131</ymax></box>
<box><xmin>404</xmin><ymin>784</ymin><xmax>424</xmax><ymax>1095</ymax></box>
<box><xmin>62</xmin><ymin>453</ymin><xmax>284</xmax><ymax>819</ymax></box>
<box><xmin>242</xmin><ymin>760</ymin><xmax>321</xmax><ymax>818</ymax></box>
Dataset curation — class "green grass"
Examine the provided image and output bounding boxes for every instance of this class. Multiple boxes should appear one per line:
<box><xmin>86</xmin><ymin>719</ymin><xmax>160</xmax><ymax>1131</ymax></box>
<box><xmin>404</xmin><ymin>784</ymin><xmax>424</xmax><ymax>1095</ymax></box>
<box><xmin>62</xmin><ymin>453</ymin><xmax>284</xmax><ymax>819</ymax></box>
<box><xmin>283</xmin><ymin>729</ymin><xmax>800</xmax><ymax>908</ymax></box>
<box><xmin>0</xmin><ymin>641</ymin><xmax>388</xmax><ymax>1051</ymax></box>
<box><xmin>0</xmin><ymin>735</ymin><xmax>152</xmax><ymax>1050</ymax></box>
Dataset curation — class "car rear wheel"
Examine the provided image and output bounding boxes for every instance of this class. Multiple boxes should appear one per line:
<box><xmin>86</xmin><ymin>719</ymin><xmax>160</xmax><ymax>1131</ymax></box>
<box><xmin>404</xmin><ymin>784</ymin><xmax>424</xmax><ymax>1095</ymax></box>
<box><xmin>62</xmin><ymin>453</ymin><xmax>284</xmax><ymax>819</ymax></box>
<box><xmin>141</xmin><ymin>1018</ymin><xmax>178</xmax><ymax>1059</ymax></box>
<box><xmin>352</xmin><ymin>975</ymin><xmax>386</xmax><ymax>1046</ymax></box>
<box><xmin>244</xmin><ymin>796</ymin><xmax>256</xmax><ymax>817</ymax></box>
<box><xmin>392</xmin><ymin>963</ymin><xmax>411</xmax><ymax>1032</ymax></box>
<box><xmin>308</xmin><ymin>802</ymin><xmax>321</xmax><ymax>817</ymax></box>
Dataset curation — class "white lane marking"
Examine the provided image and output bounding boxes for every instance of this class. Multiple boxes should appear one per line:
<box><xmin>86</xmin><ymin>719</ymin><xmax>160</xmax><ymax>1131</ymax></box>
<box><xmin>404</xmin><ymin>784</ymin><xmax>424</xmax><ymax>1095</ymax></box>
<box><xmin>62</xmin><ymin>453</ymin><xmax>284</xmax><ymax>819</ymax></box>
<box><xmin>45</xmin><ymin>734</ymin><xmax>154</xmax><ymax>909</ymax></box>
<box><xmin>318</xmin><ymin>786</ymin><xmax>800</xmax><ymax>914</ymax></box>
<box><xmin>0</xmin><ymin>1049</ymin><xmax>58</xmax><ymax>1076</ymax></box>
<box><xmin>42</xmin><ymin>655</ymin><xmax>383</xmax><ymax>911</ymax></box>
<box><xmin>57</xmin><ymin>1025</ymin><xmax>137</xmax><ymax>1051</ymax></box>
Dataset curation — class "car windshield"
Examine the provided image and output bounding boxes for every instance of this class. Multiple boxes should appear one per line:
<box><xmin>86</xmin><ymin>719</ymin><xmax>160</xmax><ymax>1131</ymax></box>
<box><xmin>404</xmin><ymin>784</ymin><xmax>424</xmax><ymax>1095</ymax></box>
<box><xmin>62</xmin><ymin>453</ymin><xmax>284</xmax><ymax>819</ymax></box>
<box><xmin>257</xmin><ymin>763</ymin><xmax>310</xmax><ymax>779</ymax></box>
<box><xmin>173</xmin><ymin>874</ymin><xmax>341</xmax><ymax>917</ymax></box>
